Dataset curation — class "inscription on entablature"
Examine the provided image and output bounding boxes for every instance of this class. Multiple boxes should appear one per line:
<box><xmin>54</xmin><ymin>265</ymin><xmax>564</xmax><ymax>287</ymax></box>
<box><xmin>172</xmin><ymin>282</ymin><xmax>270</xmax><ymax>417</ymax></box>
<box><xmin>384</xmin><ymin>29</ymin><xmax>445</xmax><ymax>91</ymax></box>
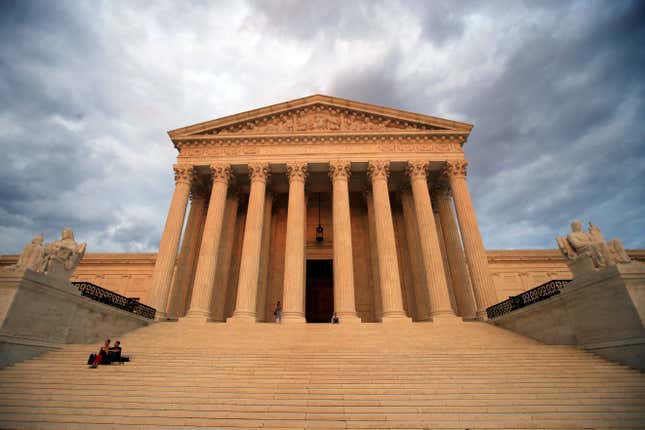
<box><xmin>192</xmin><ymin>104</ymin><xmax>446</xmax><ymax>136</ymax></box>
<box><xmin>178</xmin><ymin>139</ymin><xmax>463</xmax><ymax>159</ymax></box>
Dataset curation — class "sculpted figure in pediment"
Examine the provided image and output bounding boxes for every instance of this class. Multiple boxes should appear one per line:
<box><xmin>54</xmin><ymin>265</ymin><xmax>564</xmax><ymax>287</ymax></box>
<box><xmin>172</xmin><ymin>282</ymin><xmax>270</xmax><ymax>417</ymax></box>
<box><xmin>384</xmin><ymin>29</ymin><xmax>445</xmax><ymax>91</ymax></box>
<box><xmin>556</xmin><ymin>220</ymin><xmax>631</xmax><ymax>277</ymax></box>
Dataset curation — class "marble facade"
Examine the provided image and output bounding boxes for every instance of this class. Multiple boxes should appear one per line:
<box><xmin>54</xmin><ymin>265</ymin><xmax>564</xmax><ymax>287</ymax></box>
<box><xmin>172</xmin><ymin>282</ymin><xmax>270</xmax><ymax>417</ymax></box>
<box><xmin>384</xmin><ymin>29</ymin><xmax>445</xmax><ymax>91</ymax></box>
<box><xmin>3</xmin><ymin>95</ymin><xmax>643</xmax><ymax>322</ymax></box>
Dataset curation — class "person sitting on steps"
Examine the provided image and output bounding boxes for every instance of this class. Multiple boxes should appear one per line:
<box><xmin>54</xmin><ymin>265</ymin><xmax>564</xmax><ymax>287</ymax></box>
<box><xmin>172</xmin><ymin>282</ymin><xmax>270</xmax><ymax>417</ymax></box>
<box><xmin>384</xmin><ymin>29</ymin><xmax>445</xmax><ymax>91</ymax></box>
<box><xmin>89</xmin><ymin>339</ymin><xmax>110</xmax><ymax>368</ymax></box>
<box><xmin>108</xmin><ymin>340</ymin><xmax>123</xmax><ymax>364</ymax></box>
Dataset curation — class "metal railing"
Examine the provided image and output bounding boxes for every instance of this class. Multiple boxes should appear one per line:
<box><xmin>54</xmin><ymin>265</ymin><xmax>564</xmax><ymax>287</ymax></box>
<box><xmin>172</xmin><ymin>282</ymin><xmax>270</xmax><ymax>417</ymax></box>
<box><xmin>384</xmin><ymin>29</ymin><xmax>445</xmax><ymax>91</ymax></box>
<box><xmin>72</xmin><ymin>281</ymin><xmax>156</xmax><ymax>320</ymax></box>
<box><xmin>486</xmin><ymin>279</ymin><xmax>571</xmax><ymax>319</ymax></box>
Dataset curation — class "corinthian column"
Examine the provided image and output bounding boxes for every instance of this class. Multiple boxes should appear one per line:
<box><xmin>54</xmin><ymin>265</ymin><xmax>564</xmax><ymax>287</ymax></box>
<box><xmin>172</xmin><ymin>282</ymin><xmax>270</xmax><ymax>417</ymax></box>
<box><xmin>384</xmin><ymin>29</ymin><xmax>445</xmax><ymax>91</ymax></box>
<box><xmin>148</xmin><ymin>164</ymin><xmax>193</xmax><ymax>319</ymax></box>
<box><xmin>230</xmin><ymin>162</ymin><xmax>270</xmax><ymax>322</ymax></box>
<box><xmin>167</xmin><ymin>188</ymin><xmax>208</xmax><ymax>318</ymax></box>
<box><xmin>367</xmin><ymin>161</ymin><xmax>409</xmax><ymax>322</ymax></box>
<box><xmin>256</xmin><ymin>192</ymin><xmax>274</xmax><ymax>322</ymax></box>
<box><xmin>211</xmin><ymin>190</ymin><xmax>241</xmax><ymax>322</ymax></box>
<box><xmin>407</xmin><ymin>161</ymin><xmax>455</xmax><ymax>319</ymax></box>
<box><xmin>185</xmin><ymin>164</ymin><xmax>232</xmax><ymax>320</ymax></box>
<box><xmin>282</xmin><ymin>162</ymin><xmax>308</xmax><ymax>323</ymax></box>
<box><xmin>433</xmin><ymin>183</ymin><xmax>477</xmax><ymax>319</ymax></box>
<box><xmin>329</xmin><ymin>161</ymin><xmax>360</xmax><ymax>322</ymax></box>
<box><xmin>444</xmin><ymin>160</ymin><xmax>497</xmax><ymax>318</ymax></box>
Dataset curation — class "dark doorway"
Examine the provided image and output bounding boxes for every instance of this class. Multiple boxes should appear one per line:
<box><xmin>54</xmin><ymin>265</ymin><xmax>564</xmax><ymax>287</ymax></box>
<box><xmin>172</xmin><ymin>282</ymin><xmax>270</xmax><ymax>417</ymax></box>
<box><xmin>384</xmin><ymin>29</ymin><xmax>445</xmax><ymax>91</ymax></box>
<box><xmin>306</xmin><ymin>260</ymin><xmax>334</xmax><ymax>323</ymax></box>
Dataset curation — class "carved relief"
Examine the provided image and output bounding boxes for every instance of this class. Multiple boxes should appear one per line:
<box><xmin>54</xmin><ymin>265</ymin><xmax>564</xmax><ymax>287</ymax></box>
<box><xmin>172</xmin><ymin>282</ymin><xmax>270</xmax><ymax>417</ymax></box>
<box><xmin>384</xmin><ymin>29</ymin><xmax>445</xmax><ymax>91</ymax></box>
<box><xmin>209</xmin><ymin>163</ymin><xmax>233</xmax><ymax>184</ymax></box>
<box><xmin>194</xmin><ymin>104</ymin><xmax>443</xmax><ymax>136</ymax></box>
<box><xmin>248</xmin><ymin>162</ymin><xmax>270</xmax><ymax>183</ymax></box>
<box><xmin>329</xmin><ymin>160</ymin><xmax>352</xmax><ymax>181</ymax></box>
<box><xmin>367</xmin><ymin>160</ymin><xmax>390</xmax><ymax>181</ymax></box>
<box><xmin>286</xmin><ymin>162</ymin><xmax>309</xmax><ymax>183</ymax></box>
<box><xmin>444</xmin><ymin>160</ymin><xmax>468</xmax><ymax>178</ymax></box>
<box><xmin>406</xmin><ymin>160</ymin><xmax>429</xmax><ymax>180</ymax></box>
<box><xmin>178</xmin><ymin>138</ymin><xmax>463</xmax><ymax>159</ymax></box>
<box><xmin>173</xmin><ymin>164</ymin><xmax>194</xmax><ymax>184</ymax></box>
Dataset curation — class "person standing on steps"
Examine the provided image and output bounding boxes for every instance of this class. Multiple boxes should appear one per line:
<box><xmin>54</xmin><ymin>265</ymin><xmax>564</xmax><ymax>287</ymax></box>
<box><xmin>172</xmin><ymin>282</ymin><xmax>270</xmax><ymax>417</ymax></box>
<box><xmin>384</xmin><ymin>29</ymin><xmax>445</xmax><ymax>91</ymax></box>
<box><xmin>331</xmin><ymin>312</ymin><xmax>340</xmax><ymax>324</ymax></box>
<box><xmin>274</xmin><ymin>301</ymin><xmax>282</xmax><ymax>323</ymax></box>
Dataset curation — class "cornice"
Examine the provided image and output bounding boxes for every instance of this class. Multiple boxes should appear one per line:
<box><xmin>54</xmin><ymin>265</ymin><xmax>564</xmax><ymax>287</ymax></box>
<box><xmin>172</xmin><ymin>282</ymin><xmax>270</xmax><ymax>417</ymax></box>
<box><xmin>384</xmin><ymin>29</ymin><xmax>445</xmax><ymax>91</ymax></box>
<box><xmin>168</xmin><ymin>94</ymin><xmax>473</xmax><ymax>139</ymax></box>
<box><xmin>174</xmin><ymin>132</ymin><xmax>468</xmax><ymax>152</ymax></box>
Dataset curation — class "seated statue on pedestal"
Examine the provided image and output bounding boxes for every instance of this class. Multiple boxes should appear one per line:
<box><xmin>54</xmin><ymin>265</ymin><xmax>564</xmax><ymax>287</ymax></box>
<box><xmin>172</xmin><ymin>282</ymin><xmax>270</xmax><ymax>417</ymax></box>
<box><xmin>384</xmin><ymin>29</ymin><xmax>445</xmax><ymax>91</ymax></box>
<box><xmin>2</xmin><ymin>228</ymin><xmax>86</xmax><ymax>283</ymax></box>
<box><xmin>556</xmin><ymin>220</ymin><xmax>631</xmax><ymax>278</ymax></box>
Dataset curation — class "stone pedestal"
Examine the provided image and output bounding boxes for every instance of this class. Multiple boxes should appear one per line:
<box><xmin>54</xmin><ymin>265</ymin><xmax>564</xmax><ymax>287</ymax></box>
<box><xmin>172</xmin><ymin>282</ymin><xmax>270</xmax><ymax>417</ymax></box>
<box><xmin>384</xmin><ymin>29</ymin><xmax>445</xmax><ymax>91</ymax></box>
<box><xmin>492</xmin><ymin>262</ymin><xmax>645</xmax><ymax>371</ymax></box>
<box><xmin>0</xmin><ymin>270</ymin><xmax>151</xmax><ymax>367</ymax></box>
<box><xmin>562</xmin><ymin>263</ymin><xmax>645</xmax><ymax>370</ymax></box>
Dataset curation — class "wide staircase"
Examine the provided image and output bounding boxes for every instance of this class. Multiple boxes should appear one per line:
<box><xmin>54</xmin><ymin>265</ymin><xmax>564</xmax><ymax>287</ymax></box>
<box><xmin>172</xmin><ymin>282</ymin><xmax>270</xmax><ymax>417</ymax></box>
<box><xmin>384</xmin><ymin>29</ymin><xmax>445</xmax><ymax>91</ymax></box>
<box><xmin>1</xmin><ymin>319</ymin><xmax>644</xmax><ymax>429</ymax></box>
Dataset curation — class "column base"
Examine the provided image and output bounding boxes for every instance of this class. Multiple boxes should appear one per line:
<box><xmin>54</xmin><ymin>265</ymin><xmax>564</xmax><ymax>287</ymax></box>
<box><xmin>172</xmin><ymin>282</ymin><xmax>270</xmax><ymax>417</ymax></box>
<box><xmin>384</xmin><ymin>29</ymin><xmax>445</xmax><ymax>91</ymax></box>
<box><xmin>182</xmin><ymin>310</ymin><xmax>213</xmax><ymax>323</ymax></box>
<box><xmin>154</xmin><ymin>311</ymin><xmax>174</xmax><ymax>321</ymax></box>
<box><xmin>428</xmin><ymin>310</ymin><xmax>459</xmax><ymax>322</ymax></box>
<box><xmin>227</xmin><ymin>311</ymin><xmax>257</xmax><ymax>324</ymax></box>
<box><xmin>381</xmin><ymin>312</ymin><xmax>412</xmax><ymax>324</ymax></box>
<box><xmin>475</xmin><ymin>309</ymin><xmax>489</xmax><ymax>321</ymax></box>
<box><xmin>336</xmin><ymin>313</ymin><xmax>362</xmax><ymax>324</ymax></box>
<box><xmin>281</xmin><ymin>312</ymin><xmax>306</xmax><ymax>323</ymax></box>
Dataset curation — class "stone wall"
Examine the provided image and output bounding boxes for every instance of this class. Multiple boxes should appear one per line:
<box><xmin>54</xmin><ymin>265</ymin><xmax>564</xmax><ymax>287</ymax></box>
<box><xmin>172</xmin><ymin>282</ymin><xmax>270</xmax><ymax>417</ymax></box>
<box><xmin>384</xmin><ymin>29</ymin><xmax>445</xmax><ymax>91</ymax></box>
<box><xmin>0</xmin><ymin>270</ymin><xmax>151</xmax><ymax>367</ymax></box>
<box><xmin>491</xmin><ymin>263</ymin><xmax>645</xmax><ymax>371</ymax></box>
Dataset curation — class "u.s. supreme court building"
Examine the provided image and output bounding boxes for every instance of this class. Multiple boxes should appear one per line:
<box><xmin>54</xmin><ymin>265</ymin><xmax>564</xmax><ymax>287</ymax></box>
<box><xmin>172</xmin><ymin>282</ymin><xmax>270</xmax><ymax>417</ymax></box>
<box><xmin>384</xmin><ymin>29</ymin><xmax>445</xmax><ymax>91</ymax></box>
<box><xmin>134</xmin><ymin>94</ymin><xmax>524</xmax><ymax>323</ymax></box>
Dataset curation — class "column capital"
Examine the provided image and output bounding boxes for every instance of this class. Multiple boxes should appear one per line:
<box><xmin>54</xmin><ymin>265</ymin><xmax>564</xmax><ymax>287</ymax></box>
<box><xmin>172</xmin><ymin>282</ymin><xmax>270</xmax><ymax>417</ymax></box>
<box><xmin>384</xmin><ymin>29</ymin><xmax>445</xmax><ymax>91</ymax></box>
<box><xmin>329</xmin><ymin>160</ymin><xmax>352</xmax><ymax>181</ymax></box>
<box><xmin>406</xmin><ymin>160</ymin><xmax>429</xmax><ymax>181</ymax></box>
<box><xmin>209</xmin><ymin>163</ymin><xmax>233</xmax><ymax>185</ymax></box>
<box><xmin>444</xmin><ymin>160</ymin><xmax>468</xmax><ymax>178</ymax></box>
<box><xmin>248</xmin><ymin>162</ymin><xmax>271</xmax><ymax>184</ymax></box>
<box><xmin>367</xmin><ymin>160</ymin><xmax>390</xmax><ymax>181</ymax></box>
<box><xmin>173</xmin><ymin>164</ymin><xmax>194</xmax><ymax>185</ymax></box>
<box><xmin>286</xmin><ymin>162</ymin><xmax>309</xmax><ymax>183</ymax></box>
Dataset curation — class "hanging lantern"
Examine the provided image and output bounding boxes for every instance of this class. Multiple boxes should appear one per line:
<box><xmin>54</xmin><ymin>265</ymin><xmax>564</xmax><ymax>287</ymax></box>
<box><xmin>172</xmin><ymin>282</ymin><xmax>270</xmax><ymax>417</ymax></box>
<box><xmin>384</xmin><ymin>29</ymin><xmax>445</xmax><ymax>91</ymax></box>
<box><xmin>316</xmin><ymin>193</ymin><xmax>324</xmax><ymax>242</ymax></box>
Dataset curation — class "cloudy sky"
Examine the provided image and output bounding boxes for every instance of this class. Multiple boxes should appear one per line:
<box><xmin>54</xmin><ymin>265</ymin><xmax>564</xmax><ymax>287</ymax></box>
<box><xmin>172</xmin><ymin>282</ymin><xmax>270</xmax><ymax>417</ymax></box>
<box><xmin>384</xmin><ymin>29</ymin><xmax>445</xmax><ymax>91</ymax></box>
<box><xmin>1</xmin><ymin>0</ymin><xmax>643</xmax><ymax>254</ymax></box>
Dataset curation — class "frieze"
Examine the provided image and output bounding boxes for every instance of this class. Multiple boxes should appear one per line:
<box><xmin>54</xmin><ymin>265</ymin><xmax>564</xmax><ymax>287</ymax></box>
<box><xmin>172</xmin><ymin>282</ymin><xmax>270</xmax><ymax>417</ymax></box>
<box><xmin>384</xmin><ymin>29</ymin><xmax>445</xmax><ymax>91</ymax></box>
<box><xmin>177</xmin><ymin>136</ymin><xmax>464</xmax><ymax>159</ymax></box>
<box><xmin>192</xmin><ymin>104</ymin><xmax>445</xmax><ymax>136</ymax></box>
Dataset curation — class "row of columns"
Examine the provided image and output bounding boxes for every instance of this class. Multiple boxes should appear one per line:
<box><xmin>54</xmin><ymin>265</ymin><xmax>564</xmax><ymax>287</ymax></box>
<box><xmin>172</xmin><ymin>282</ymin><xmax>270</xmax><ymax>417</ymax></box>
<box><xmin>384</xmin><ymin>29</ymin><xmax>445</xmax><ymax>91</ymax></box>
<box><xmin>148</xmin><ymin>160</ymin><xmax>497</xmax><ymax>322</ymax></box>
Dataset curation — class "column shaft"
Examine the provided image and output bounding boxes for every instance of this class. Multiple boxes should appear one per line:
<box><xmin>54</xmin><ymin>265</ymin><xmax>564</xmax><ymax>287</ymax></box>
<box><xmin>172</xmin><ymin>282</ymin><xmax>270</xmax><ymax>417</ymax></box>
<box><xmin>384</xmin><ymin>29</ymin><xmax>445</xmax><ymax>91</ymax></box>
<box><xmin>186</xmin><ymin>164</ymin><xmax>232</xmax><ymax>320</ymax></box>
<box><xmin>256</xmin><ymin>193</ymin><xmax>274</xmax><ymax>321</ymax></box>
<box><xmin>433</xmin><ymin>206</ymin><xmax>457</xmax><ymax>311</ymax></box>
<box><xmin>231</xmin><ymin>163</ymin><xmax>270</xmax><ymax>322</ymax></box>
<box><xmin>148</xmin><ymin>164</ymin><xmax>193</xmax><ymax>319</ymax></box>
<box><xmin>167</xmin><ymin>191</ymin><xmax>207</xmax><ymax>318</ymax></box>
<box><xmin>368</xmin><ymin>161</ymin><xmax>408</xmax><ymax>321</ymax></box>
<box><xmin>407</xmin><ymin>161</ymin><xmax>455</xmax><ymax>318</ymax></box>
<box><xmin>282</xmin><ymin>163</ymin><xmax>307</xmax><ymax>322</ymax></box>
<box><xmin>211</xmin><ymin>191</ymin><xmax>240</xmax><ymax>321</ymax></box>
<box><xmin>400</xmin><ymin>188</ymin><xmax>429</xmax><ymax>321</ymax></box>
<box><xmin>435</xmin><ymin>185</ymin><xmax>477</xmax><ymax>319</ymax></box>
<box><xmin>446</xmin><ymin>161</ymin><xmax>497</xmax><ymax>318</ymax></box>
<box><xmin>365</xmin><ymin>191</ymin><xmax>383</xmax><ymax>321</ymax></box>
<box><xmin>330</xmin><ymin>161</ymin><xmax>359</xmax><ymax>321</ymax></box>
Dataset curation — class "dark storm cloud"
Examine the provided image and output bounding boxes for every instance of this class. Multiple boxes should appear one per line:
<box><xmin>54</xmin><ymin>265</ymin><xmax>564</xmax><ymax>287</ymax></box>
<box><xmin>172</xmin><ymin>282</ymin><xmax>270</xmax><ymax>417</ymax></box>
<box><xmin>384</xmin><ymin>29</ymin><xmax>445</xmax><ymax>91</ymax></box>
<box><xmin>322</xmin><ymin>1</ymin><xmax>645</xmax><ymax>248</ymax></box>
<box><xmin>0</xmin><ymin>0</ymin><xmax>177</xmax><ymax>253</ymax></box>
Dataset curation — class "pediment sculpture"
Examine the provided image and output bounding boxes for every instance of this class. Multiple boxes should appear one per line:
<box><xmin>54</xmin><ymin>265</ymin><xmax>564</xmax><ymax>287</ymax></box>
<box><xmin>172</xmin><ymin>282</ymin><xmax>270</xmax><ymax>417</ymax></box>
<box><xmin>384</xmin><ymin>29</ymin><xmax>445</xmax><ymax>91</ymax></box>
<box><xmin>195</xmin><ymin>105</ymin><xmax>442</xmax><ymax>136</ymax></box>
<box><xmin>556</xmin><ymin>221</ymin><xmax>631</xmax><ymax>278</ymax></box>
<box><xmin>3</xmin><ymin>228</ymin><xmax>86</xmax><ymax>282</ymax></box>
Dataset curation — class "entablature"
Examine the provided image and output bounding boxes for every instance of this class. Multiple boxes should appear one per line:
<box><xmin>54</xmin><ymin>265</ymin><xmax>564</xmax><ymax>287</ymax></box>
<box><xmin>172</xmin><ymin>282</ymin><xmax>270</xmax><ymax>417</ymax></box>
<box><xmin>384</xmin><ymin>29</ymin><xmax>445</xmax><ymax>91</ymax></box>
<box><xmin>176</xmin><ymin>134</ymin><xmax>466</xmax><ymax>165</ymax></box>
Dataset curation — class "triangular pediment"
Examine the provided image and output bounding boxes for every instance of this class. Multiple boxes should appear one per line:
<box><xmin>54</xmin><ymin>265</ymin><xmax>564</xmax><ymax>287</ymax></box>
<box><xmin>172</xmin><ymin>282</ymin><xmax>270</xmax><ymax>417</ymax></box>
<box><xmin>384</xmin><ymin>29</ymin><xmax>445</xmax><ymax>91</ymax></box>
<box><xmin>169</xmin><ymin>95</ymin><xmax>472</xmax><ymax>139</ymax></box>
